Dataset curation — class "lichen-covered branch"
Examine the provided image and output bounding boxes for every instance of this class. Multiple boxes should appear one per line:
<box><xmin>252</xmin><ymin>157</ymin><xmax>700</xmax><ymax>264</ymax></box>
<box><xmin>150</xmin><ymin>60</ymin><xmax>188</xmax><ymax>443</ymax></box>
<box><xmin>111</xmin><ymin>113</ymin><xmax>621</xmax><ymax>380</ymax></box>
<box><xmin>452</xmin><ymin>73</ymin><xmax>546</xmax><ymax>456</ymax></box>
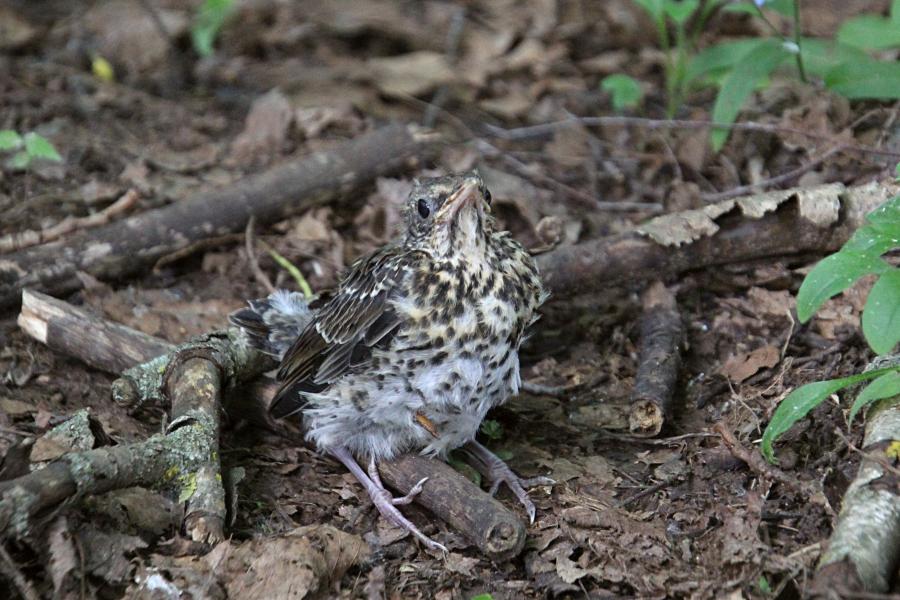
<box><xmin>814</xmin><ymin>355</ymin><xmax>900</xmax><ymax>594</ymax></box>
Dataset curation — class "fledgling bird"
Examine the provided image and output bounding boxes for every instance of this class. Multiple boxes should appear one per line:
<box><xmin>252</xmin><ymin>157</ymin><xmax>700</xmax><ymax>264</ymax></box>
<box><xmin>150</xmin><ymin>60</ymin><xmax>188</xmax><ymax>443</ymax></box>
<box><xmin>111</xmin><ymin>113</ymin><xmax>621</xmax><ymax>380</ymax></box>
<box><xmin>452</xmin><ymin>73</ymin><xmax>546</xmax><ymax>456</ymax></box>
<box><xmin>231</xmin><ymin>171</ymin><xmax>551</xmax><ymax>551</ymax></box>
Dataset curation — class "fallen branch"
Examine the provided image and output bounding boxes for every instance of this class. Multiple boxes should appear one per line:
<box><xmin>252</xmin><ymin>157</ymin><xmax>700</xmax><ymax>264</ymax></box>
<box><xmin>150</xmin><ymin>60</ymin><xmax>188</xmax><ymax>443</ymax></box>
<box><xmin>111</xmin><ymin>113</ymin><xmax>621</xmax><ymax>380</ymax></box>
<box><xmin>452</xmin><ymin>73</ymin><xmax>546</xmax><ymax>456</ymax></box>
<box><xmin>629</xmin><ymin>282</ymin><xmax>683</xmax><ymax>437</ymax></box>
<box><xmin>814</xmin><ymin>355</ymin><xmax>900</xmax><ymax>595</ymax></box>
<box><xmin>12</xmin><ymin>290</ymin><xmax>526</xmax><ymax>559</ymax></box>
<box><xmin>378</xmin><ymin>455</ymin><xmax>526</xmax><ymax>561</ymax></box>
<box><xmin>0</xmin><ymin>124</ymin><xmax>436</xmax><ymax>309</ymax></box>
<box><xmin>0</xmin><ymin>189</ymin><xmax>140</xmax><ymax>254</ymax></box>
<box><xmin>536</xmin><ymin>181</ymin><xmax>899</xmax><ymax>297</ymax></box>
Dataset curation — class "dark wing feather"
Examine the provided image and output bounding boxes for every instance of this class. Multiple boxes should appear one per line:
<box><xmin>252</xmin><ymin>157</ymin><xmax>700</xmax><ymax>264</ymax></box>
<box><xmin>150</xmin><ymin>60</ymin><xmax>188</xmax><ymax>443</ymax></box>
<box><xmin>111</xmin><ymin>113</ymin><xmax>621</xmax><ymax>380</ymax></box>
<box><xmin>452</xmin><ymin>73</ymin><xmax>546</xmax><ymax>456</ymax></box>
<box><xmin>269</xmin><ymin>246</ymin><xmax>412</xmax><ymax>418</ymax></box>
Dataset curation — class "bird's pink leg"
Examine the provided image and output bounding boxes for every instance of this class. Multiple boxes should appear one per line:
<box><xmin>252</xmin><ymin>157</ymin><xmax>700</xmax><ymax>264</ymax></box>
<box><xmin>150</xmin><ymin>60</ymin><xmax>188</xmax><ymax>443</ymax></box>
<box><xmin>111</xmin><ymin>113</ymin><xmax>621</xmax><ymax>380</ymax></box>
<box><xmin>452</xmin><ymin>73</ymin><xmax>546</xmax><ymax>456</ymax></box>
<box><xmin>330</xmin><ymin>447</ymin><xmax>446</xmax><ymax>552</ymax></box>
<box><xmin>462</xmin><ymin>440</ymin><xmax>554</xmax><ymax>524</ymax></box>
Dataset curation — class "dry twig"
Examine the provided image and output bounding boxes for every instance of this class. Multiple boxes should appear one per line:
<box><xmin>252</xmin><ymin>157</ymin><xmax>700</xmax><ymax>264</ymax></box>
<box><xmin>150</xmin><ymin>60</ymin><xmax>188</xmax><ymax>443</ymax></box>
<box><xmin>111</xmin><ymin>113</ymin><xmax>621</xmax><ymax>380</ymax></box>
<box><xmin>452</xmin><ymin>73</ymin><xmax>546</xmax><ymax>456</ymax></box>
<box><xmin>0</xmin><ymin>190</ymin><xmax>139</xmax><ymax>254</ymax></box>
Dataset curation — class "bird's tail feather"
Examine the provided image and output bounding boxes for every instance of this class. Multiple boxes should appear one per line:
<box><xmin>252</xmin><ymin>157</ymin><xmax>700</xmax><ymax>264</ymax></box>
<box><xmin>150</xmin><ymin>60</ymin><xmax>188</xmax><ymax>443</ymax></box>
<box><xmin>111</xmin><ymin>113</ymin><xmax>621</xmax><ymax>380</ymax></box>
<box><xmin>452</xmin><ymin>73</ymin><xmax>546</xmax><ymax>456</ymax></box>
<box><xmin>229</xmin><ymin>289</ymin><xmax>313</xmax><ymax>359</ymax></box>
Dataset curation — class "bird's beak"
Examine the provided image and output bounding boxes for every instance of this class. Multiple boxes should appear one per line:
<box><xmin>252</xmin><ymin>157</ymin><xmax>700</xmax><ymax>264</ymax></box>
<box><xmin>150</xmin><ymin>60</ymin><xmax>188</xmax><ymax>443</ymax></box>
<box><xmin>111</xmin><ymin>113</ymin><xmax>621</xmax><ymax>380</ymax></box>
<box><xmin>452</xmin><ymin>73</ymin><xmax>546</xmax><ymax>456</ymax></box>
<box><xmin>437</xmin><ymin>180</ymin><xmax>479</xmax><ymax>221</ymax></box>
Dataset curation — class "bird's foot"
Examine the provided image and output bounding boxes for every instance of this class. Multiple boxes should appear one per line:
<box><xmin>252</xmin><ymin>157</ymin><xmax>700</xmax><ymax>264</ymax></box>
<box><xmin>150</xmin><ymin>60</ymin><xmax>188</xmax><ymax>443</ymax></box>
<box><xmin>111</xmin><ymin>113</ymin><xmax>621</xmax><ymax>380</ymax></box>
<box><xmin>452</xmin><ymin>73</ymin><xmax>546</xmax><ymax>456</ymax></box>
<box><xmin>463</xmin><ymin>440</ymin><xmax>554</xmax><ymax>524</ymax></box>
<box><xmin>331</xmin><ymin>448</ymin><xmax>447</xmax><ymax>553</ymax></box>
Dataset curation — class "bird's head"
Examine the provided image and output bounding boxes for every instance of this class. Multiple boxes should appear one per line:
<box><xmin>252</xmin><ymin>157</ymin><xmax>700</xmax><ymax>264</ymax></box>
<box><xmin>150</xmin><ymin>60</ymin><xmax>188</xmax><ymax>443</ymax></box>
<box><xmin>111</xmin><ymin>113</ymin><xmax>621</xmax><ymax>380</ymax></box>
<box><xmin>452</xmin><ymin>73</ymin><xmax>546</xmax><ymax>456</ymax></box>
<box><xmin>403</xmin><ymin>171</ymin><xmax>494</xmax><ymax>258</ymax></box>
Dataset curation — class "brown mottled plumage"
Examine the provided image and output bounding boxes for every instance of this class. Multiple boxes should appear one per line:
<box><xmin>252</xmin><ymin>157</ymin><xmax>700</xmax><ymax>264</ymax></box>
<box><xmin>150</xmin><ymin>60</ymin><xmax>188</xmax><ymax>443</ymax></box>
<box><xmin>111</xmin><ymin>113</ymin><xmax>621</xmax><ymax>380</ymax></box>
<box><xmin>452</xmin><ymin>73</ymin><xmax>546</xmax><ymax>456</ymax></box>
<box><xmin>231</xmin><ymin>171</ymin><xmax>550</xmax><ymax>551</ymax></box>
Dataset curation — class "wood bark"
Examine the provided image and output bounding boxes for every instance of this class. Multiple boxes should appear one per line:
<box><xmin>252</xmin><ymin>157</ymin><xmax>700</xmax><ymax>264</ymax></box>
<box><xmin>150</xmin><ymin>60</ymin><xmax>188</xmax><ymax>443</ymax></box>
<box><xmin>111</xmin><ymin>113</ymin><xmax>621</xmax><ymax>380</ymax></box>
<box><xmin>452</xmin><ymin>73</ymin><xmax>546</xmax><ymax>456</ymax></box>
<box><xmin>814</xmin><ymin>355</ymin><xmax>900</xmax><ymax>595</ymax></box>
<box><xmin>629</xmin><ymin>282</ymin><xmax>683</xmax><ymax>437</ymax></box>
<box><xmin>0</xmin><ymin>124</ymin><xmax>434</xmax><ymax>309</ymax></box>
<box><xmin>14</xmin><ymin>290</ymin><xmax>526</xmax><ymax>559</ymax></box>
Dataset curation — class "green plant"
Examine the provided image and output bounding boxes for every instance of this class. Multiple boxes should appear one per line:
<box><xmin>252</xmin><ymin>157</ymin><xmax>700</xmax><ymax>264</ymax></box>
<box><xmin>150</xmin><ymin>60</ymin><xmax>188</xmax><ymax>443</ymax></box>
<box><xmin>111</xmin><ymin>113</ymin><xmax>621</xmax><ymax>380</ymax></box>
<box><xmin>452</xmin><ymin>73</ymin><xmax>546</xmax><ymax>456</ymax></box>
<box><xmin>192</xmin><ymin>0</ymin><xmax>235</xmax><ymax>57</ymax></box>
<box><xmin>0</xmin><ymin>129</ymin><xmax>62</xmax><ymax>170</ymax></box>
<box><xmin>479</xmin><ymin>419</ymin><xmax>504</xmax><ymax>441</ymax></box>
<box><xmin>631</xmin><ymin>0</ymin><xmax>900</xmax><ymax>150</ymax></box>
<box><xmin>601</xmin><ymin>74</ymin><xmax>644</xmax><ymax>111</ymax></box>
<box><xmin>760</xmin><ymin>195</ymin><xmax>900</xmax><ymax>462</ymax></box>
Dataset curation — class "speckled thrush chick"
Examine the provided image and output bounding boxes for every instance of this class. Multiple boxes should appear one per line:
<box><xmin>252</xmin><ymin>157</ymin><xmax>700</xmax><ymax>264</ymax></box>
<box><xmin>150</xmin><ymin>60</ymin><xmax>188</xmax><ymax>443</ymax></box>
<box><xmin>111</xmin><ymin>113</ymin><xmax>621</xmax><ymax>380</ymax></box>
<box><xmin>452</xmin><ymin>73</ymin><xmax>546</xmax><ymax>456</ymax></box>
<box><xmin>230</xmin><ymin>171</ymin><xmax>551</xmax><ymax>551</ymax></box>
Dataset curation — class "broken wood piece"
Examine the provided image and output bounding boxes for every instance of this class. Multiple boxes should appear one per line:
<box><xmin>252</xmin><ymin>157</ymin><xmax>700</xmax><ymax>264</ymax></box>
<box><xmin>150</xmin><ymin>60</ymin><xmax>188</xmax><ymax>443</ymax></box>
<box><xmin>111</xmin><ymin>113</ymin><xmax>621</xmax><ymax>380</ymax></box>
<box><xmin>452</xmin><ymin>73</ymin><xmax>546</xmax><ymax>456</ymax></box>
<box><xmin>537</xmin><ymin>181</ymin><xmax>899</xmax><ymax>297</ymax></box>
<box><xmin>629</xmin><ymin>282</ymin><xmax>683</xmax><ymax>437</ymax></box>
<box><xmin>814</xmin><ymin>355</ymin><xmax>900</xmax><ymax>595</ymax></box>
<box><xmin>0</xmin><ymin>124</ymin><xmax>436</xmax><ymax>309</ymax></box>
<box><xmin>15</xmin><ymin>290</ymin><xmax>527</xmax><ymax>557</ymax></box>
<box><xmin>377</xmin><ymin>454</ymin><xmax>526</xmax><ymax>561</ymax></box>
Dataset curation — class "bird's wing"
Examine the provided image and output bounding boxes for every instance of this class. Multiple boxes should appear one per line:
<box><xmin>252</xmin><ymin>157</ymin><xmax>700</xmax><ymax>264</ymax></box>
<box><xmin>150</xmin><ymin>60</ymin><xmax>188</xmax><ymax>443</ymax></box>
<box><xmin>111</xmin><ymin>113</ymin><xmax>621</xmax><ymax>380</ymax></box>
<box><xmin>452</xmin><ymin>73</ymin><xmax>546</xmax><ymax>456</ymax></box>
<box><xmin>269</xmin><ymin>245</ymin><xmax>413</xmax><ymax>418</ymax></box>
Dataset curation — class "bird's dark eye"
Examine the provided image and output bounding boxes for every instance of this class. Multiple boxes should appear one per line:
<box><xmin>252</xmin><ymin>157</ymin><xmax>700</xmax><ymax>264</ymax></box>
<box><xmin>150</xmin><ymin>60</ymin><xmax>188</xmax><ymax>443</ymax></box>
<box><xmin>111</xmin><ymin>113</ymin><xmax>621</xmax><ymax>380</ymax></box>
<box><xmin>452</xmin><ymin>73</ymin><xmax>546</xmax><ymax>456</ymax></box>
<box><xmin>484</xmin><ymin>189</ymin><xmax>492</xmax><ymax>205</ymax></box>
<box><xmin>416</xmin><ymin>198</ymin><xmax>431</xmax><ymax>218</ymax></box>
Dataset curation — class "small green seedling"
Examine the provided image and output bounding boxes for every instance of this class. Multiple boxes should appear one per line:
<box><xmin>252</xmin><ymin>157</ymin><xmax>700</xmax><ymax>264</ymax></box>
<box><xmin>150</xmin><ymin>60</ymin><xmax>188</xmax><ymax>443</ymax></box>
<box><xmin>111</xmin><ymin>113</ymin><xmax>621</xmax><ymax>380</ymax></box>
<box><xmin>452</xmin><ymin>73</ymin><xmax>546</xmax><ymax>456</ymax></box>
<box><xmin>479</xmin><ymin>419</ymin><xmax>504</xmax><ymax>441</ymax></box>
<box><xmin>601</xmin><ymin>74</ymin><xmax>644</xmax><ymax>112</ymax></box>
<box><xmin>0</xmin><ymin>129</ymin><xmax>62</xmax><ymax>170</ymax></box>
<box><xmin>761</xmin><ymin>195</ymin><xmax>900</xmax><ymax>462</ymax></box>
<box><xmin>192</xmin><ymin>0</ymin><xmax>236</xmax><ymax>57</ymax></box>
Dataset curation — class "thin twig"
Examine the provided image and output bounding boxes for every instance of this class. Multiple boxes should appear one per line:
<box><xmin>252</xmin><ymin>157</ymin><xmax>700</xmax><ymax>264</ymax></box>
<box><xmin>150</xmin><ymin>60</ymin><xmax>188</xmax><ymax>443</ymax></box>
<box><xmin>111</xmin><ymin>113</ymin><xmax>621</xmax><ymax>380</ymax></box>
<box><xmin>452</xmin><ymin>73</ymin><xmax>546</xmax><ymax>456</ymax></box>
<box><xmin>713</xmin><ymin>423</ymin><xmax>832</xmax><ymax>513</ymax></box>
<box><xmin>484</xmin><ymin>117</ymin><xmax>900</xmax><ymax>160</ymax></box>
<box><xmin>833</xmin><ymin>428</ymin><xmax>900</xmax><ymax>479</ymax></box>
<box><xmin>701</xmin><ymin>145</ymin><xmax>845</xmax><ymax>203</ymax></box>
<box><xmin>0</xmin><ymin>190</ymin><xmax>139</xmax><ymax>254</ymax></box>
<box><xmin>0</xmin><ymin>543</ymin><xmax>40</xmax><ymax>600</ymax></box>
<box><xmin>244</xmin><ymin>216</ymin><xmax>276</xmax><ymax>294</ymax></box>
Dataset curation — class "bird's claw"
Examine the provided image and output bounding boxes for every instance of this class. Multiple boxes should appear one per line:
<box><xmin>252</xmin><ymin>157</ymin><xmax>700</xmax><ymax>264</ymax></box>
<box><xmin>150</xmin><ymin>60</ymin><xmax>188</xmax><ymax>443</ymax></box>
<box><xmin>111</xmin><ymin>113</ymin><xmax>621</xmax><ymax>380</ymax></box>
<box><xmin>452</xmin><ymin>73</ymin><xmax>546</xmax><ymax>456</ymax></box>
<box><xmin>486</xmin><ymin>467</ymin><xmax>554</xmax><ymax>523</ymax></box>
<box><xmin>371</xmin><ymin>487</ymin><xmax>447</xmax><ymax>552</ymax></box>
<box><xmin>464</xmin><ymin>440</ymin><xmax>554</xmax><ymax>524</ymax></box>
<box><xmin>391</xmin><ymin>476</ymin><xmax>429</xmax><ymax>505</ymax></box>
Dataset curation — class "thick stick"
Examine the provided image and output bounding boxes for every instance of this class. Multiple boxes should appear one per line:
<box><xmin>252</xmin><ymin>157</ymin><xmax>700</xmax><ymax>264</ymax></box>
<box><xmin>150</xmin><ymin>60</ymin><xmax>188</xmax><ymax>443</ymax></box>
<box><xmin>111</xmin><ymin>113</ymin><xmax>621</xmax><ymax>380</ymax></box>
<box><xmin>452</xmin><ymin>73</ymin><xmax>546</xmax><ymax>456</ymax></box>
<box><xmin>814</xmin><ymin>356</ymin><xmax>900</xmax><ymax>594</ymax></box>
<box><xmin>0</xmin><ymin>124</ymin><xmax>434</xmax><ymax>309</ymax></box>
<box><xmin>629</xmin><ymin>282</ymin><xmax>683</xmax><ymax>437</ymax></box>
<box><xmin>14</xmin><ymin>290</ymin><xmax>525</xmax><ymax>558</ymax></box>
<box><xmin>378</xmin><ymin>455</ymin><xmax>526</xmax><ymax>560</ymax></box>
<box><xmin>537</xmin><ymin>181</ymin><xmax>898</xmax><ymax>297</ymax></box>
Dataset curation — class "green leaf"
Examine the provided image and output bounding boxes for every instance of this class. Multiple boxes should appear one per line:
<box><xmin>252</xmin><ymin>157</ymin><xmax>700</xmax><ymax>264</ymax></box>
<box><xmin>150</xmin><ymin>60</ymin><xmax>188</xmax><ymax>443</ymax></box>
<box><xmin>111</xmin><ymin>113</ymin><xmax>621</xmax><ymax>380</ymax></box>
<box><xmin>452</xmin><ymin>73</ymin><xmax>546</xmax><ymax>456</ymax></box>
<box><xmin>447</xmin><ymin>453</ymin><xmax>481</xmax><ymax>486</ymax></box>
<box><xmin>761</xmin><ymin>368</ymin><xmax>894</xmax><ymax>462</ymax></box>
<box><xmin>601</xmin><ymin>74</ymin><xmax>644</xmax><ymax>111</ymax></box>
<box><xmin>192</xmin><ymin>0</ymin><xmax>235</xmax><ymax>57</ymax></box>
<box><xmin>23</xmin><ymin>132</ymin><xmax>62</xmax><ymax>162</ymax></box>
<box><xmin>895</xmin><ymin>162</ymin><xmax>900</xmax><ymax>181</ymax></box>
<box><xmin>796</xmin><ymin>252</ymin><xmax>888</xmax><ymax>322</ymax></box>
<box><xmin>826</xmin><ymin>59</ymin><xmax>900</xmax><ymax>100</ymax></box>
<box><xmin>479</xmin><ymin>419</ymin><xmax>504</xmax><ymax>441</ymax></box>
<box><xmin>685</xmin><ymin>39</ymin><xmax>767</xmax><ymax>86</ymax></box>
<box><xmin>663</xmin><ymin>0</ymin><xmax>699</xmax><ymax>25</ymax></box>
<box><xmin>798</xmin><ymin>39</ymin><xmax>872</xmax><ymax>79</ymax></box>
<box><xmin>710</xmin><ymin>39</ymin><xmax>789</xmax><ymax>150</ymax></box>
<box><xmin>849</xmin><ymin>370</ymin><xmax>900</xmax><ymax>424</ymax></box>
<box><xmin>864</xmin><ymin>194</ymin><xmax>900</xmax><ymax>230</ymax></box>
<box><xmin>838</xmin><ymin>15</ymin><xmax>900</xmax><ymax>50</ymax></box>
<box><xmin>862</xmin><ymin>269</ymin><xmax>900</xmax><ymax>355</ymax></box>
<box><xmin>840</xmin><ymin>225</ymin><xmax>900</xmax><ymax>257</ymax></box>
<box><xmin>0</xmin><ymin>129</ymin><xmax>22</xmax><ymax>151</ymax></box>
<box><xmin>470</xmin><ymin>595</ymin><xmax>494</xmax><ymax>600</ymax></box>
<box><xmin>8</xmin><ymin>150</ymin><xmax>31</xmax><ymax>170</ymax></box>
